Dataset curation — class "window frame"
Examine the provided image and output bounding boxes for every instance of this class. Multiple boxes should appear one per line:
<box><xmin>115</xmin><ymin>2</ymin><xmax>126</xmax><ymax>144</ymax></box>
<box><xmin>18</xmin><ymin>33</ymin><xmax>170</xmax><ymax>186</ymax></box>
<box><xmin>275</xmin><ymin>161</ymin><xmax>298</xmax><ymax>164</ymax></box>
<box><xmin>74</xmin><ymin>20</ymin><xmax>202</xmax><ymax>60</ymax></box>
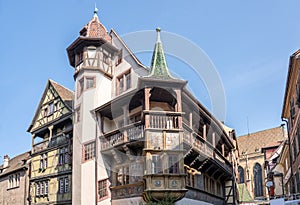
<box><xmin>82</xmin><ymin>140</ymin><xmax>96</xmax><ymax>162</ymax></box>
<box><xmin>85</xmin><ymin>76</ymin><xmax>96</xmax><ymax>90</ymax></box>
<box><xmin>77</xmin><ymin>77</ymin><xmax>84</xmax><ymax>98</ymax></box>
<box><xmin>98</xmin><ymin>179</ymin><xmax>109</xmax><ymax>201</ymax></box>
<box><xmin>116</xmin><ymin>69</ymin><xmax>132</xmax><ymax>95</ymax></box>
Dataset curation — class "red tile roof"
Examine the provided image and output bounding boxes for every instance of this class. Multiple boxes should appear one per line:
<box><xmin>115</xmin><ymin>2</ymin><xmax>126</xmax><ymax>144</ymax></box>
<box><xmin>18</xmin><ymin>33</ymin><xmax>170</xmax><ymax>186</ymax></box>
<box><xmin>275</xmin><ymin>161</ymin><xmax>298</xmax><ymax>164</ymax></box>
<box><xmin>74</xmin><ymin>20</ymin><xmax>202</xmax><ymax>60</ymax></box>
<box><xmin>0</xmin><ymin>151</ymin><xmax>30</xmax><ymax>177</ymax></box>
<box><xmin>237</xmin><ymin>127</ymin><xmax>285</xmax><ymax>155</ymax></box>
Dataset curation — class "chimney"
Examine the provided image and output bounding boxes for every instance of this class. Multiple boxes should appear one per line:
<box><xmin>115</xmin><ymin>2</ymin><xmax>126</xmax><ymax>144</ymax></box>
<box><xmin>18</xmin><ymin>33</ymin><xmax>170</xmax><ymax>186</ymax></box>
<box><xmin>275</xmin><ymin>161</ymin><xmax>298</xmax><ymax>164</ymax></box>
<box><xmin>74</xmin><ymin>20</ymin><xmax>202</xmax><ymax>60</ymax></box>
<box><xmin>3</xmin><ymin>155</ymin><xmax>9</xmax><ymax>168</ymax></box>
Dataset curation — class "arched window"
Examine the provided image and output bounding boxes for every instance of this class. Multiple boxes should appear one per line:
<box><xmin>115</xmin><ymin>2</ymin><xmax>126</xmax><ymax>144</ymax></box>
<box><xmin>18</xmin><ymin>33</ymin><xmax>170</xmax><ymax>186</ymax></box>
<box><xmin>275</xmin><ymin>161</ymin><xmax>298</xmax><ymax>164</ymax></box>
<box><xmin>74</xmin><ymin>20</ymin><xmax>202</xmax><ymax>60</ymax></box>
<box><xmin>253</xmin><ymin>163</ymin><xmax>263</xmax><ymax>197</ymax></box>
<box><xmin>238</xmin><ymin>166</ymin><xmax>244</xmax><ymax>183</ymax></box>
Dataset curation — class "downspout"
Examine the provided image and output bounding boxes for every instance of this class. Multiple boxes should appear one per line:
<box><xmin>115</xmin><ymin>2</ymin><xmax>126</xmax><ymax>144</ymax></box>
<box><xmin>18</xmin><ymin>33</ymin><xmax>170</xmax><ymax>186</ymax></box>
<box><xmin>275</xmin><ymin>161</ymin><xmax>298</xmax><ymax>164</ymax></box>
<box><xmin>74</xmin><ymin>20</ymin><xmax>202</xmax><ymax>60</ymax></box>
<box><xmin>281</xmin><ymin>118</ymin><xmax>293</xmax><ymax>195</ymax></box>
<box><xmin>23</xmin><ymin>167</ymin><xmax>27</xmax><ymax>205</ymax></box>
<box><xmin>95</xmin><ymin>111</ymin><xmax>98</xmax><ymax>205</ymax></box>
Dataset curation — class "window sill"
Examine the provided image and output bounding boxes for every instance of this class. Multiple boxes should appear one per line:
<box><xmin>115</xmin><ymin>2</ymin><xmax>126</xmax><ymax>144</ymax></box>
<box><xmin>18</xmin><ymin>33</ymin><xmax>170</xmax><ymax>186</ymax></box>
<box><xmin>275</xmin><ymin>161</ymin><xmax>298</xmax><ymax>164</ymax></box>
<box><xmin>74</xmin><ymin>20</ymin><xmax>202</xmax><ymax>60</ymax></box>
<box><xmin>7</xmin><ymin>186</ymin><xmax>20</xmax><ymax>190</ymax></box>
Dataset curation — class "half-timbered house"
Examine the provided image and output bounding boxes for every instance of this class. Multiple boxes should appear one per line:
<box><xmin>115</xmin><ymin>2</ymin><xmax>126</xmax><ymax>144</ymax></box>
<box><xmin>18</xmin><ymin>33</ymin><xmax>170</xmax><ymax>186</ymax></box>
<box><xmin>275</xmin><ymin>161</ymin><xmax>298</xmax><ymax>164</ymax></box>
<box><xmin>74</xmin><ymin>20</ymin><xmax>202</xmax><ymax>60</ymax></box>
<box><xmin>27</xmin><ymin>80</ymin><xmax>73</xmax><ymax>205</ymax></box>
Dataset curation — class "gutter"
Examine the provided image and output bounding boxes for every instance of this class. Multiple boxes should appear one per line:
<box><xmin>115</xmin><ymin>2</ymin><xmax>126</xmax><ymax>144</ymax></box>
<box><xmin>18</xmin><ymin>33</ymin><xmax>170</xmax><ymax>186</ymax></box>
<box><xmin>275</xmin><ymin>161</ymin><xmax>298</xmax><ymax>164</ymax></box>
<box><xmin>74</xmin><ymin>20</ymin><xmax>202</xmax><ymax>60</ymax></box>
<box><xmin>281</xmin><ymin>118</ymin><xmax>293</xmax><ymax>194</ymax></box>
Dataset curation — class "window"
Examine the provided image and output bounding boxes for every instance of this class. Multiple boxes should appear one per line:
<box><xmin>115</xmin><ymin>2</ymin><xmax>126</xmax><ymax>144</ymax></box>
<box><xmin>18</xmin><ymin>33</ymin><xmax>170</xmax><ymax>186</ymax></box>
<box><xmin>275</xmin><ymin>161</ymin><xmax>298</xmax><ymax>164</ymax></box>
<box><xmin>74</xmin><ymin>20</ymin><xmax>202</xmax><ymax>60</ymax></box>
<box><xmin>59</xmin><ymin>178</ymin><xmax>64</xmax><ymax>194</ymax></box>
<box><xmin>168</xmin><ymin>155</ymin><xmax>179</xmax><ymax>174</ymax></box>
<box><xmin>40</xmin><ymin>153</ymin><xmax>47</xmax><ymax>170</ymax></box>
<box><xmin>152</xmin><ymin>155</ymin><xmax>163</xmax><ymax>174</ymax></box>
<box><xmin>59</xmin><ymin>177</ymin><xmax>69</xmax><ymax>194</ymax></box>
<box><xmin>77</xmin><ymin>78</ymin><xmax>84</xmax><ymax>98</ymax></box>
<box><xmin>48</xmin><ymin>102</ymin><xmax>54</xmax><ymax>115</ymax></box>
<box><xmin>238</xmin><ymin>166</ymin><xmax>245</xmax><ymax>183</ymax></box>
<box><xmin>117</xmin><ymin>70</ymin><xmax>131</xmax><ymax>95</ymax></box>
<box><xmin>86</xmin><ymin>77</ymin><xmax>95</xmax><ymax>89</ymax></box>
<box><xmin>35</xmin><ymin>181</ymin><xmax>48</xmax><ymax>197</ymax></box>
<box><xmin>83</xmin><ymin>141</ymin><xmax>96</xmax><ymax>161</ymax></box>
<box><xmin>64</xmin><ymin>178</ymin><xmax>69</xmax><ymax>193</ymax></box>
<box><xmin>45</xmin><ymin>181</ymin><xmax>48</xmax><ymax>195</ymax></box>
<box><xmin>75</xmin><ymin>105</ymin><xmax>81</xmax><ymax>123</ymax></box>
<box><xmin>16</xmin><ymin>173</ymin><xmax>20</xmax><ymax>187</ymax></box>
<box><xmin>98</xmin><ymin>179</ymin><xmax>108</xmax><ymax>200</ymax></box>
<box><xmin>253</xmin><ymin>163</ymin><xmax>263</xmax><ymax>197</ymax></box>
<box><xmin>116</xmin><ymin>166</ymin><xmax>129</xmax><ymax>186</ymax></box>
<box><xmin>7</xmin><ymin>175</ymin><xmax>18</xmax><ymax>189</ymax></box>
<box><xmin>36</xmin><ymin>183</ymin><xmax>40</xmax><ymax>196</ymax></box>
<box><xmin>58</xmin><ymin>147</ymin><xmax>69</xmax><ymax>166</ymax></box>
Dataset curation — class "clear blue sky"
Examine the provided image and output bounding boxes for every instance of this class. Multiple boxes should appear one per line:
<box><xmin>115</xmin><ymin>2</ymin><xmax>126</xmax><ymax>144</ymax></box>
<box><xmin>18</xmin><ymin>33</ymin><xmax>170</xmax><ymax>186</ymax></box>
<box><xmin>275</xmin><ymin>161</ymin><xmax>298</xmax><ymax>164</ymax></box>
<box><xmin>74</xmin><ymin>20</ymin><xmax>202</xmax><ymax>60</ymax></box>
<box><xmin>0</xmin><ymin>0</ymin><xmax>299</xmax><ymax>159</ymax></box>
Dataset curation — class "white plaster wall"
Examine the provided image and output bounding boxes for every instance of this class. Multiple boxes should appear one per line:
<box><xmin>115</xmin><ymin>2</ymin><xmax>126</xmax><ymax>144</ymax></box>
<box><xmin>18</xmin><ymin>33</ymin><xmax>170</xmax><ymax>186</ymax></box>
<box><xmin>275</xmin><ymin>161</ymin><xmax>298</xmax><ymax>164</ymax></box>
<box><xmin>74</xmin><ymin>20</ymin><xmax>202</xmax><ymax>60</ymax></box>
<box><xmin>82</xmin><ymin>71</ymin><xmax>112</xmax><ymax>142</ymax></box>
<box><xmin>73</xmin><ymin>69</ymin><xmax>113</xmax><ymax>205</ymax></box>
<box><xmin>82</xmin><ymin>160</ymin><xmax>96</xmax><ymax>205</ymax></box>
<box><xmin>97</xmin><ymin>198</ymin><xmax>111</xmax><ymax>205</ymax></box>
<box><xmin>103</xmin><ymin>117</ymin><xmax>117</xmax><ymax>133</ymax></box>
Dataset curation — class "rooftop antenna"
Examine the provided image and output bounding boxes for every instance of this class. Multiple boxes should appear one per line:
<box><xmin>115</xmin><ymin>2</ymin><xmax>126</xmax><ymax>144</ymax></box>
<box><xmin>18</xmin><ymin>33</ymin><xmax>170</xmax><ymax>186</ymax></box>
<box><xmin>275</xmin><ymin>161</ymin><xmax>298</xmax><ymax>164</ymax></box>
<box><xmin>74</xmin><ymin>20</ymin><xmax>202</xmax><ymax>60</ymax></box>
<box><xmin>247</xmin><ymin>116</ymin><xmax>250</xmax><ymax>137</ymax></box>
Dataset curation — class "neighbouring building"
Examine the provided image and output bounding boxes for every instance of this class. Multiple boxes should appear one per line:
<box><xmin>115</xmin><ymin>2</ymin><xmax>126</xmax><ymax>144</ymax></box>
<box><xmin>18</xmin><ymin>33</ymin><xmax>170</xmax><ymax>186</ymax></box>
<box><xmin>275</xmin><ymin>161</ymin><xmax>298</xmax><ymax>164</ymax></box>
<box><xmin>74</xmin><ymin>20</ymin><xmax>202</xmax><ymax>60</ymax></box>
<box><xmin>277</xmin><ymin>137</ymin><xmax>291</xmax><ymax>198</ymax></box>
<box><xmin>237</xmin><ymin>126</ymin><xmax>285</xmax><ymax>204</ymax></box>
<box><xmin>282</xmin><ymin>49</ymin><xmax>300</xmax><ymax>199</ymax></box>
<box><xmin>27</xmin><ymin>80</ymin><xmax>73</xmax><ymax>205</ymax></box>
<box><xmin>0</xmin><ymin>152</ymin><xmax>30</xmax><ymax>205</ymax></box>
<box><xmin>67</xmin><ymin>9</ymin><xmax>239</xmax><ymax>205</ymax></box>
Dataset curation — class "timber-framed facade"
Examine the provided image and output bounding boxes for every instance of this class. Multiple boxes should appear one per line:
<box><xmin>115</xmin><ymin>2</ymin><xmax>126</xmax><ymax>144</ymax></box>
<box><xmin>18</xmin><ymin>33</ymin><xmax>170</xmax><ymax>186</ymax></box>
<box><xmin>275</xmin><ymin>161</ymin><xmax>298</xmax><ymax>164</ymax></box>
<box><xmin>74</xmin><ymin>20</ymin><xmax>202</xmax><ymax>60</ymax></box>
<box><xmin>27</xmin><ymin>80</ymin><xmax>73</xmax><ymax>205</ymax></box>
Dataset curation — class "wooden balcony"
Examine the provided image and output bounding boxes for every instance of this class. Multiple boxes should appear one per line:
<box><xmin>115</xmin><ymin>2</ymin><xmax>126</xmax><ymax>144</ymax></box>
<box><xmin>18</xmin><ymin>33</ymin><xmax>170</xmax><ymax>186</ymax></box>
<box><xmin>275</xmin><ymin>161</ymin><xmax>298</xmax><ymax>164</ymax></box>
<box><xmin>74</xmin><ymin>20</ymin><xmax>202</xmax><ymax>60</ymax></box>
<box><xmin>100</xmin><ymin>122</ymin><xmax>144</xmax><ymax>150</ymax></box>
<box><xmin>32</xmin><ymin>133</ymin><xmax>71</xmax><ymax>154</ymax></box>
<box><xmin>182</xmin><ymin>123</ymin><xmax>232</xmax><ymax>176</ymax></box>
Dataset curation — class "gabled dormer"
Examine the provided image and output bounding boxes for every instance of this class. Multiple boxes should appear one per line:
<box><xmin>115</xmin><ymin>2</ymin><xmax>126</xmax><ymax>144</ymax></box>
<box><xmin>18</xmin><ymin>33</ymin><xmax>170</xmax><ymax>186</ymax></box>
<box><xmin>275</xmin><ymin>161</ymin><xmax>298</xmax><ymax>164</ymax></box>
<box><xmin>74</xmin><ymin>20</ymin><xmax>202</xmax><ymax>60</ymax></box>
<box><xmin>28</xmin><ymin>79</ymin><xmax>73</xmax><ymax>134</ymax></box>
<box><xmin>67</xmin><ymin>8</ymin><xmax>120</xmax><ymax>78</ymax></box>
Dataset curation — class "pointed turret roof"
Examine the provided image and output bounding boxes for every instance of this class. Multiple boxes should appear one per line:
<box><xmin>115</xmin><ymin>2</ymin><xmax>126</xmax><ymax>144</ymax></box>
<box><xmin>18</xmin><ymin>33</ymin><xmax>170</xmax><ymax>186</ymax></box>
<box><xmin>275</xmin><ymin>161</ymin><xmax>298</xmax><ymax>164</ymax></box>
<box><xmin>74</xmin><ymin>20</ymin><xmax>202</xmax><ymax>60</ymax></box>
<box><xmin>79</xmin><ymin>7</ymin><xmax>111</xmax><ymax>42</ymax></box>
<box><xmin>148</xmin><ymin>28</ymin><xmax>172</xmax><ymax>79</ymax></box>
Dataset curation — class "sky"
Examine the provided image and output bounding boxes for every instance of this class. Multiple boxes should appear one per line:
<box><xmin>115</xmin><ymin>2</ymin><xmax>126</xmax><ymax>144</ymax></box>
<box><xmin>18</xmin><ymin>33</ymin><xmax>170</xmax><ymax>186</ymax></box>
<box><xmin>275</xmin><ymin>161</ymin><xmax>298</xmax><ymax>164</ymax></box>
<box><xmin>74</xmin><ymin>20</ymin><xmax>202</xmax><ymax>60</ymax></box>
<box><xmin>0</xmin><ymin>0</ymin><xmax>299</xmax><ymax>159</ymax></box>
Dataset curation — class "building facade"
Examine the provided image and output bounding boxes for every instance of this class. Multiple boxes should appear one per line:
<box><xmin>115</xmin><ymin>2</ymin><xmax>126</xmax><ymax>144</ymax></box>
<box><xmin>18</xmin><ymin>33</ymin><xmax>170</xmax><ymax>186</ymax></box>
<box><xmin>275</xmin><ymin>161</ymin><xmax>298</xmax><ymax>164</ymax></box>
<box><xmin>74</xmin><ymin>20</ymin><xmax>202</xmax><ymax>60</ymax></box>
<box><xmin>282</xmin><ymin>49</ymin><xmax>300</xmax><ymax>199</ymax></box>
<box><xmin>237</xmin><ymin>127</ymin><xmax>285</xmax><ymax>203</ymax></box>
<box><xmin>67</xmin><ymin>9</ymin><xmax>239</xmax><ymax>205</ymax></box>
<box><xmin>0</xmin><ymin>152</ymin><xmax>30</xmax><ymax>205</ymax></box>
<box><xmin>27</xmin><ymin>80</ymin><xmax>73</xmax><ymax>205</ymax></box>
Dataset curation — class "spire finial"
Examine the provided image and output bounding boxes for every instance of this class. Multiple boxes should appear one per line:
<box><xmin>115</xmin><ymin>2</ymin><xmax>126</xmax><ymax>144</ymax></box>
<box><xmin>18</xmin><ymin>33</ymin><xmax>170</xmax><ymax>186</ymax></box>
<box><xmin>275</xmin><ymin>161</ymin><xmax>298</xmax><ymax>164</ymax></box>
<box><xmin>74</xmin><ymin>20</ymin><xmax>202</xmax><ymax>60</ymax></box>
<box><xmin>156</xmin><ymin>27</ymin><xmax>161</xmax><ymax>42</ymax></box>
<box><xmin>94</xmin><ymin>3</ymin><xmax>98</xmax><ymax>15</ymax></box>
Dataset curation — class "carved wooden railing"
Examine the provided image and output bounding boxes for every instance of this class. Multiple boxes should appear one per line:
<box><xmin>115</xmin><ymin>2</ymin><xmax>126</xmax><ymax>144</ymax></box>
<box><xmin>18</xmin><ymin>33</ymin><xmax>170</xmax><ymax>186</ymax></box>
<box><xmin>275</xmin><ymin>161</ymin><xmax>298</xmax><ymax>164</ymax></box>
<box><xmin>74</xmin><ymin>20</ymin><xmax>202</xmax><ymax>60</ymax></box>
<box><xmin>145</xmin><ymin>111</ymin><xmax>181</xmax><ymax>129</ymax></box>
<box><xmin>100</xmin><ymin>122</ymin><xmax>144</xmax><ymax>150</ymax></box>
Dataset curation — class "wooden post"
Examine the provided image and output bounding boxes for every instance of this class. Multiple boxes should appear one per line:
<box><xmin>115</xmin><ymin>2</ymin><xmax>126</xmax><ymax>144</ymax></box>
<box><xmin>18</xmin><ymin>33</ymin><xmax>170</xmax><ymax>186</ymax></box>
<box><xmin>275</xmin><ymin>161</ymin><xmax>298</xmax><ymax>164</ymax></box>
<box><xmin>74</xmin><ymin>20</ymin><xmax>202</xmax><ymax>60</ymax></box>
<box><xmin>189</xmin><ymin>112</ymin><xmax>193</xmax><ymax>128</ymax></box>
<box><xmin>203</xmin><ymin>125</ymin><xmax>207</xmax><ymax>140</ymax></box>
<box><xmin>144</xmin><ymin>88</ymin><xmax>151</xmax><ymax>128</ymax></box>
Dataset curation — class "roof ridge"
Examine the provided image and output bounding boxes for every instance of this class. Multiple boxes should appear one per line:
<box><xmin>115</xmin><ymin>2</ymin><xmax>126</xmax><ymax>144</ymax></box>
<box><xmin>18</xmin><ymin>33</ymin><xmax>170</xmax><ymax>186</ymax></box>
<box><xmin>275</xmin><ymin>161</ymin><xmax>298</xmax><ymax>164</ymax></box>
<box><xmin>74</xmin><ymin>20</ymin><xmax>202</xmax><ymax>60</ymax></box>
<box><xmin>238</xmin><ymin>126</ymin><xmax>282</xmax><ymax>138</ymax></box>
